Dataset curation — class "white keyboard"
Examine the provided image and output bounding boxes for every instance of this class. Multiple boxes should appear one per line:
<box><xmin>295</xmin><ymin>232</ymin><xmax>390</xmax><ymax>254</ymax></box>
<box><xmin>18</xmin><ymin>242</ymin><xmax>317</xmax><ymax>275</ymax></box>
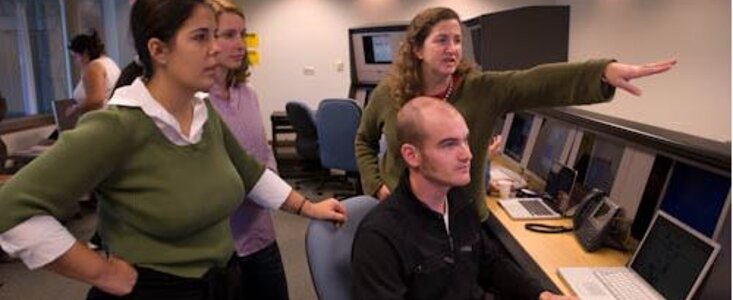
<box><xmin>594</xmin><ymin>269</ymin><xmax>655</xmax><ymax>300</ymax></box>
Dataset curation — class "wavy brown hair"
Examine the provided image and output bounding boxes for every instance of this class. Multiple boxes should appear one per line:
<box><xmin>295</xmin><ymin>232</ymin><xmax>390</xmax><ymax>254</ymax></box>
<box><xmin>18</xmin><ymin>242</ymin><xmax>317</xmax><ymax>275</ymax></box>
<box><xmin>387</xmin><ymin>7</ymin><xmax>476</xmax><ymax>107</ymax></box>
<box><xmin>208</xmin><ymin>0</ymin><xmax>251</xmax><ymax>88</ymax></box>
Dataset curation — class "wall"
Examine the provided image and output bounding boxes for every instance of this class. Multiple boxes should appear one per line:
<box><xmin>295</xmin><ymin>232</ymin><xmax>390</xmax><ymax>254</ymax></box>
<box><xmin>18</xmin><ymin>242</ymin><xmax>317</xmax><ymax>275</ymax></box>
<box><xmin>560</xmin><ymin>0</ymin><xmax>730</xmax><ymax>142</ymax></box>
<box><xmin>240</xmin><ymin>0</ymin><xmax>730</xmax><ymax>142</ymax></box>
<box><xmin>238</xmin><ymin>0</ymin><xmax>548</xmax><ymax>136</ymax></box>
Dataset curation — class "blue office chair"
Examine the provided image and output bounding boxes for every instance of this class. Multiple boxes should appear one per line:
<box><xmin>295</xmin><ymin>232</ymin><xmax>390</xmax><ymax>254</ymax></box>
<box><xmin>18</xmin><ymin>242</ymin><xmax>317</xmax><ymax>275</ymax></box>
<box><xmin>315</xmin><ymin>99</ymin><xmax>363</xmax><ymax>196</ymax></box>
<box><xmin>305</xmin><ymin>195</ymin><xmax>379</xmax><ymax>300</ymax></box>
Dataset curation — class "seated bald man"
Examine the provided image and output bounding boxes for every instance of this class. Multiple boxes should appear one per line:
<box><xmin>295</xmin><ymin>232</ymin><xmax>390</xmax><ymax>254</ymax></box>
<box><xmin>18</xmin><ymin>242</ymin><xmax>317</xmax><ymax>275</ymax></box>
<box><xmin>351</xmin><ymin>97</ymin><xmax>575</xmax><ymax>300</ymax></box>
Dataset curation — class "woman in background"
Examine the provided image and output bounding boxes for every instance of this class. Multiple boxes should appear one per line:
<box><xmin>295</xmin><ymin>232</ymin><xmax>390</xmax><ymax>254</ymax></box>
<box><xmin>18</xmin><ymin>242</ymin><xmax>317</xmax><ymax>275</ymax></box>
<box><xmin>207</xmin><ymin>1</ymin><xmax>287</xmax><ymax>298</ymax></box>
<box><xmin>67</xmin><ymin>30</ymin><xmax>121</xmax><ymax>117</ymax></box>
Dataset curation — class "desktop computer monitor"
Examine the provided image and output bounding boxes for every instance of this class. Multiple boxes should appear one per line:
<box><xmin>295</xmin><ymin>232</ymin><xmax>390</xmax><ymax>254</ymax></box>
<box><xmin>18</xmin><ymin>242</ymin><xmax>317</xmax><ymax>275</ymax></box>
<box><xmin>584</xmin><ymin>156</ymin><xmax>615</xmax><ymax>193</ymax></box>
<box><xmin>503</xmin><ymin>112</ymin><xmax>533</xmax><ymax>162</ymax></box>
<box><xmin>350</xmin><ymin>27</ymin><xmax>406</xmax><ymax>84</ymax></box>
<box><xmin>572</xmin><ymin>135</ymin><xmax>623</xmax><ymax>196</ymax></box>
<box><xmin>527</xmin><ymin>119</ymin><xmax>571</xmax><ymax>180</ymax></box>
<box><xmin>659</xmin><ymin>161</ymin><xmax>730</xmax><ymax>238</ymax></box>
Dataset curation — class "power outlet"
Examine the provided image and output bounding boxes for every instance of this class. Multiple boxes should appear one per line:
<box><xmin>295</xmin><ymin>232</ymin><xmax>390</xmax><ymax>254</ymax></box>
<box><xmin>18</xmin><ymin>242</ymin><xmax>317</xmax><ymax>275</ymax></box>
<box><xmin>335</xmin><ymin>60</ymin><xmax>344</xmax><ymax>72</ymax></box>
<box><xmin>303</xmin><ymin>66</ymin><xmax>315</xmax><ymax>76</ymax></box>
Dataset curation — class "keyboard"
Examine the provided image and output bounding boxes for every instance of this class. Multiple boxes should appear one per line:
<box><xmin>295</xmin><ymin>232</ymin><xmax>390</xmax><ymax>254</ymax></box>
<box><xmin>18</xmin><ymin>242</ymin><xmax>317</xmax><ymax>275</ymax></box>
<box><xmin>594</xmin><ymin>269</ymin><xmax>655</xmax><ymax>300</ymax></box>
<box><xmin>518</xmin><ymin>199</ymin><xmax>553</xmax><ymax>216</ymax></box>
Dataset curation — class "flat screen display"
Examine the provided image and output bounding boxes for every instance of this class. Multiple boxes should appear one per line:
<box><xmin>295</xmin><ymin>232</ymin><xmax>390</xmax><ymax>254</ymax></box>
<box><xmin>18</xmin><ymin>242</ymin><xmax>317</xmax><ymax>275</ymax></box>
<box><xmin>659</xmin><ymin>162</ymin><xmax>730</xmax><ymax>237</ymax></box>
<box><xmin>363</xmin><ymin>34</ymin><xmax>392</xmax><ymax>64</ymax></box>
<box><xmin>528</xmin><ymin>120</ymin><xmax>571</xmax><ymax>179</ymax></box>
<box><xmin>504</xmin><ymin>112</ymin><xmax>533</xmax><ymax>161</ymax></box>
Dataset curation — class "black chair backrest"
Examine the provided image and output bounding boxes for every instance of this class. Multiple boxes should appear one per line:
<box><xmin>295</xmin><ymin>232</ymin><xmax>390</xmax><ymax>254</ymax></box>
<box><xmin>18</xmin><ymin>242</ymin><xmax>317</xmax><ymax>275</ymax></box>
<box><xmin>285</xmin><ymin>101</ymin><xmax>320</xmax><ymax>162</ymax></box>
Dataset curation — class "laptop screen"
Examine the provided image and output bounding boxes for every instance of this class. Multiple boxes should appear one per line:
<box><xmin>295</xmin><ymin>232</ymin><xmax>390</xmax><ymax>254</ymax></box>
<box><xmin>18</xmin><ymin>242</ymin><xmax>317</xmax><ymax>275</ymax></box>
<box><xmin>52</xmin><ymin>99</ymin><xmax>79</xmax><ymax>132</ymax></box>
<box><xmin>630</xmin><ymin>212</ymin><xmax>720</xmax><ymax>300</ymax></box>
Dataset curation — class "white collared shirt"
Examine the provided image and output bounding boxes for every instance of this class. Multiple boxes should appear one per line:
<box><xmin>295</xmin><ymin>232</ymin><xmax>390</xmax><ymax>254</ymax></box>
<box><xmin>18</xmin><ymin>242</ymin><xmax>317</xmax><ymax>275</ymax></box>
<box><xmin>107</xmin><ymin>78</ymin><xmax>208</xmax><ymax>145</ymax></box>
<box><xmin>0</xmin><ymin>78</ymin><xmax>291</xmax><ymax>269</ymax></box>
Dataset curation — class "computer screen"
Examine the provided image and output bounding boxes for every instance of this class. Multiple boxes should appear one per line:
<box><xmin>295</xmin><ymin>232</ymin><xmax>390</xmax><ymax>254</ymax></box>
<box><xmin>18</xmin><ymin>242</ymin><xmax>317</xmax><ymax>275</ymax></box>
<box><xmin>363</xmin><ymin>34</ymin><xmax>392</xmax><ymax>64</ymax></box>
<box><xmin>584</xmin><ymin>156</ymin><xmax>615</xmax><ymax>193</ymax></box>
<box><xmin>631</xmin><ymin>212</ymin><xmax>719</xmax><ymax>300</ymax></box>
<box><xmin>659</xmin><ymin>161</ymin><xmax>730</xmax><ymax>238</ymax></box>
<box><xmin>52</xmin><ymin>99</ymin><xmax>78</xmax><ymax>132</ymax></box>
<box><xmin>503</xmin><ymin>112</ymin><xmax>533</xmax><ymax>162</ymax></box>
<box><xmin>527</xmin><ymin>120</ymin><xmax>571</xmax><ymax>179</ymax></box>
<box><xmin>545</xmin><ymin>162</ymin><xmax>577</xmax><ymax>201</ymax></box>
<box><xmin>351</xmin><ymin>28</ymin><xmax>405</xmax><ymax>84</ymax></box>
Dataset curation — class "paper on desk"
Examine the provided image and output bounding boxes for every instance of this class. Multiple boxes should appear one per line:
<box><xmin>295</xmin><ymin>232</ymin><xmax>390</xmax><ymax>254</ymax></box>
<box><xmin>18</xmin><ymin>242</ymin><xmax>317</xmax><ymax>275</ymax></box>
<box><xmin>490</xmin><ymin>165</ymin><xmax>527</xmax><ymax>189</ymax></box>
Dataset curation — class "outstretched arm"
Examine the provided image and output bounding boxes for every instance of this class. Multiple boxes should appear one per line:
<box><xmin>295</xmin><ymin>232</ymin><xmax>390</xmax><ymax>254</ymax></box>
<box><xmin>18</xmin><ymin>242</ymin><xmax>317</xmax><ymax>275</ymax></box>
<box><xmin>603</xmin><ymin>59</ymin><xmax>677</xmax><ymax>96</ymax></box>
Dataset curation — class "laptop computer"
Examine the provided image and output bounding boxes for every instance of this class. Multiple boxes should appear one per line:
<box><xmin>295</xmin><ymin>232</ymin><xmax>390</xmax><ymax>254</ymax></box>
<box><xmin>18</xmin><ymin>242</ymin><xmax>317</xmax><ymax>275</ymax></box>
<box><xmin>558</xmin><ymin>211</ymin><xmax>720</xmax><ymax>300</ymax></box>
<box><xmin>497</xmin><ymin>162</ymin><xmax>577</xmax><ymax>220</ymax></box>
<box><xmin>51</xmin><ymin>99</ymin><xmax>79</xmax><ymax>132</ymax></box>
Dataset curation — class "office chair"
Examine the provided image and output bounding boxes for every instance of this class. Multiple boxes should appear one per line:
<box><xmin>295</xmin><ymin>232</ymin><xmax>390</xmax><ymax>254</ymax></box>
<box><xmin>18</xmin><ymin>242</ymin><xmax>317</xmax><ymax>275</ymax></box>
<box><xmin>315</xmin><ymin>99</ymin><xmax>363</xmax><ymax>198</ymax></box>
<box><xmin>285</xmin><ymin>101</ymin><xmax>328</xmax><ymax>189</ymax></box>
<box><xmin>305</xmin><ymin>195</ymin><xmax>379</xmax><ymax>300</ymax></box>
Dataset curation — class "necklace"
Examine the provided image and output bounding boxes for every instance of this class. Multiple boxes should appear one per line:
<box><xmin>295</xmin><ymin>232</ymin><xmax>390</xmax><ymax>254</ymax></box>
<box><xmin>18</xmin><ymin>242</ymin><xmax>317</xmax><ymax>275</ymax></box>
<box><xmin>443</xmin><ymin>77</ymin><xmax>454</xmax><ymax>101</ymax></box>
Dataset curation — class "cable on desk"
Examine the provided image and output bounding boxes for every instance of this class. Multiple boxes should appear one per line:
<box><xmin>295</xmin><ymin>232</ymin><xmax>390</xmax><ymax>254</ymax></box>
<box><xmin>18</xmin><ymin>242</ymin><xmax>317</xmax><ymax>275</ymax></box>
<box><xmin>524</xmin><ymin>223</ymin><xmax>573</xmax><ymax>234</ymax></box>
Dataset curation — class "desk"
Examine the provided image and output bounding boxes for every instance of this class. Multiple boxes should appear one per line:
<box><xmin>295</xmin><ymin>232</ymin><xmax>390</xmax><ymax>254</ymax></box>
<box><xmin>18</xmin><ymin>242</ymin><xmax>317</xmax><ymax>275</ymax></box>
<box><xmin>270</xmin><ymin>111</ymin><xmax>294</xmax><ymax>159</ymax></box>
<box><xmin>485</xmin><ymin>196</ymin><xmax>630</xmax><ymax>295</ymax></box>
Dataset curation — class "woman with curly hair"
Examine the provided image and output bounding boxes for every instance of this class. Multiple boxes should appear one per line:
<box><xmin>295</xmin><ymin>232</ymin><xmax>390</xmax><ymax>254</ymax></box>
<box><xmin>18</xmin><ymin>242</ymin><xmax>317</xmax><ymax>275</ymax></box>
<box><xmin>355</xmin><ymin>6</ymin><xmax>675</xmax><ymax>225</ymax></box>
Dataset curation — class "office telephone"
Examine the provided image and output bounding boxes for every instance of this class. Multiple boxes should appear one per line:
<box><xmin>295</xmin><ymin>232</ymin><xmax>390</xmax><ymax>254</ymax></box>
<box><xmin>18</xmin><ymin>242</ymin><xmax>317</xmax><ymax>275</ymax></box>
<box><xmin>572</xmin><ymin>189</ymin><xmax>623</xmax><ymax>252</ymax></box>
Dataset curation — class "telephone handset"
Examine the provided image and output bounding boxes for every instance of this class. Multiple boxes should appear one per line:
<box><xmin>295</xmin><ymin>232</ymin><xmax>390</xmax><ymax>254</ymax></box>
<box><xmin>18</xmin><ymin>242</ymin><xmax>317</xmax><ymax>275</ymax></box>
<box><xmin>572</xmin><ymin>189</ymin><xmax>622</xmax><ymax>252</ymax></box>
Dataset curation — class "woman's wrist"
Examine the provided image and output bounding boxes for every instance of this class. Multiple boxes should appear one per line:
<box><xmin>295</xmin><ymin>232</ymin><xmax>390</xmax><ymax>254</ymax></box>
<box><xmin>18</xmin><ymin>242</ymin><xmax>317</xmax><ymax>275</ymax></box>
<box><xmin>296</xmin><ymin>197</ymin><xmax>308</xmax><ymax>215</ymax></box>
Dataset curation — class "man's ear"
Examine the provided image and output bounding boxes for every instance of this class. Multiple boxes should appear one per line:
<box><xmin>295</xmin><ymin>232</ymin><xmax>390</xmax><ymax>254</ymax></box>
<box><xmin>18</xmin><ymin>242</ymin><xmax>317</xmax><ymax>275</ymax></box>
<box><xmin>401</xmin><ymin>143</ymin><xmax>420</xmax><ymax>168</ymax></box>
<box><xmin>147</xmin><ymin>37</ymin><xmax>169</xmax><ymax>67</ymax></box>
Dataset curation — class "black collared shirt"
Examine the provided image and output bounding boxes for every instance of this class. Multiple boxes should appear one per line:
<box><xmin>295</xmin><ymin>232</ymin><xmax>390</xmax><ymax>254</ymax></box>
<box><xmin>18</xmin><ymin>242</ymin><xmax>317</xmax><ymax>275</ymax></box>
<box><xmin>352</xmin><ymin>170</ymin><xmax>545</xmax><ymax>300</ymax></box>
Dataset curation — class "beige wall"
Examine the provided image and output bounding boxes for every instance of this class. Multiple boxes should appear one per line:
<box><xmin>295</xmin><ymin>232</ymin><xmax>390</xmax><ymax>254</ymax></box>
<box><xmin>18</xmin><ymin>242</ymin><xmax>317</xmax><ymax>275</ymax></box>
<box><xmin>560</xmin><ymin>0</ymin><xmax>730</xmax><ymax>142</ymax></box>
<box><xmin>240</xmin><ymin>0</ymin><xmax>730</xmax><ymax>142</ymax></box>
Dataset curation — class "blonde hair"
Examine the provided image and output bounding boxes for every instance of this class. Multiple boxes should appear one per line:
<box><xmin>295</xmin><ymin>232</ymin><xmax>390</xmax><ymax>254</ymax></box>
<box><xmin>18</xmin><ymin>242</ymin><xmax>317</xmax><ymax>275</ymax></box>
<box><xmin>386</xmin><ymin>7</ymin><xmax>476</xmax><ymax>107</ymax></box>
<box><xmin>208</xmin><ymin>0</ymin><xmax>250</xmax><ymax>87</ymax></box>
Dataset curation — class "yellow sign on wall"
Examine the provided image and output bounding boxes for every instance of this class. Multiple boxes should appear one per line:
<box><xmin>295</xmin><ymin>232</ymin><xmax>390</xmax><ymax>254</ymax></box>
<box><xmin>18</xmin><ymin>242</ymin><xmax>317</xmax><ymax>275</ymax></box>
<box><xmin>245</xmin><ymin>33</ymin><xmax>259</xmax><ymax>48</ymax></box>
<box><xmin>245</xmin><ymin>32</ymin><xmax>259</xmax><ymax>66</ymax></box>
<box><xmin>248</xmin><ymin>49</ymin><xmax>260</xmax><ymax>66</ymax></box>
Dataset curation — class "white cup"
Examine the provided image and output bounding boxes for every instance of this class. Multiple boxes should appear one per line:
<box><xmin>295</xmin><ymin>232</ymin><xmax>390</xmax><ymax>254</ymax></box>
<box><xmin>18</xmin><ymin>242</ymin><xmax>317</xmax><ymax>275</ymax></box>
<box><xmin>498</xmin><ymin>181</ymin><xmax>512</xmax><ymax>199</ymax></box>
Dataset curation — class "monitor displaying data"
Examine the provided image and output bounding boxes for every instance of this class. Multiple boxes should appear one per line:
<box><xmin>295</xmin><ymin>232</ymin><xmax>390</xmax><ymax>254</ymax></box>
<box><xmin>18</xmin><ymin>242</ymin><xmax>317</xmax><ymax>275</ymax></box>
<box><xmin>363</xmin><ymin>34</ymin><xmax>392</xmax><ymax>64</ymax></box>
<box><xmin>527</xmin><ymin>119</ymin><xmax>571</xmax><ymax>179</ymax></box>
<box><xmin>659</xmin><ymin>161</ymin><xmax>730</xmax><ymax>238</ymax></box>
<box><xmin>504</xmin><ymin>112</ymin><xmax>534</xmax><ymax>162</ymax></box>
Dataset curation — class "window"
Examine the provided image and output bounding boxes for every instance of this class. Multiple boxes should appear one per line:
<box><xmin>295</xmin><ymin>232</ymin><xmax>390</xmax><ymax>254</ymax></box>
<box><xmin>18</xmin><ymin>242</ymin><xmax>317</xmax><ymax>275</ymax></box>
<box><xmin>0</xmin><ymin>0</ymin><xmax>105</xmax><ymax>119</ymax></box>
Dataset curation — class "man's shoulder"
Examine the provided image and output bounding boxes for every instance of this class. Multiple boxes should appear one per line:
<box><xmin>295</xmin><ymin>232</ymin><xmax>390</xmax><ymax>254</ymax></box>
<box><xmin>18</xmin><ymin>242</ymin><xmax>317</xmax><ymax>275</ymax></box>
<box><xmin>358</xmin><ymin>197</ymin><xmax>407</xmax><ymax>234</ymax></box>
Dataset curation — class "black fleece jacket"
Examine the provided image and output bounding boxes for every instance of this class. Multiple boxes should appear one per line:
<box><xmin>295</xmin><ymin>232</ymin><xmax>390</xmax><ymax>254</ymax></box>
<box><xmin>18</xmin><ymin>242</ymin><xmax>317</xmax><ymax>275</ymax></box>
<box><xmin>351</xmin><ymin>171</ymin><xmax>546</xmax><ymax>300</ymax></box>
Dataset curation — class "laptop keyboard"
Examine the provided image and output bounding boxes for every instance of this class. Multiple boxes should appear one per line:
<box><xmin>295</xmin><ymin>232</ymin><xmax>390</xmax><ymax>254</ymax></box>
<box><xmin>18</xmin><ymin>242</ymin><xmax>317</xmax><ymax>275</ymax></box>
<box><xmin>518</xmin><ymin>199</ymin><xmax>553</xmax><ymax>216</ymax></box>
<box><xmin>594</xmin><ymin>269</ymin><xmax>654</xmax><ymax>300</ymax></box>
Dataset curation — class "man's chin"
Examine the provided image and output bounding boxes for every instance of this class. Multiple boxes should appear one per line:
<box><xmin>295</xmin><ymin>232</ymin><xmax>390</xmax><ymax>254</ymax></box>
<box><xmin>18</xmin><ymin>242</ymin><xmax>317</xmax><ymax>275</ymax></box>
<box><xmin>453</xmin><ymin>177</ymin><xmax>471</xmax><ymax>187</ymax></box>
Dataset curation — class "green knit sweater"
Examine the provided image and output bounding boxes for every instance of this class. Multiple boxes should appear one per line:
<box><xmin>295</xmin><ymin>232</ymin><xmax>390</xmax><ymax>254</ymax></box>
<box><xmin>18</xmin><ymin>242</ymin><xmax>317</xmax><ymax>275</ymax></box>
<box><xmin>0</xmin><ymin>103</ymin><xmax>264</xmax><ymax>278</ymax></box>
<box><xmin>355</xmin><ymin>59</ymin><xmax>616</xmax><ymax>221</ymax></box>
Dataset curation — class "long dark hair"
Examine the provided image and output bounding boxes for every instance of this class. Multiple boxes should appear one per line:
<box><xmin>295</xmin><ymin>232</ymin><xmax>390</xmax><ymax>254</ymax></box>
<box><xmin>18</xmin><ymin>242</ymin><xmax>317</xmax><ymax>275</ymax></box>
<box><xmin>68</xmin><ymin>29</ymin><xmax>105</xmax><ymax>60</ymax></box>
<box><xmin>114</xmin><ymin>0</ymin><xmax>210</xmax><ymax>89</ymax></box>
